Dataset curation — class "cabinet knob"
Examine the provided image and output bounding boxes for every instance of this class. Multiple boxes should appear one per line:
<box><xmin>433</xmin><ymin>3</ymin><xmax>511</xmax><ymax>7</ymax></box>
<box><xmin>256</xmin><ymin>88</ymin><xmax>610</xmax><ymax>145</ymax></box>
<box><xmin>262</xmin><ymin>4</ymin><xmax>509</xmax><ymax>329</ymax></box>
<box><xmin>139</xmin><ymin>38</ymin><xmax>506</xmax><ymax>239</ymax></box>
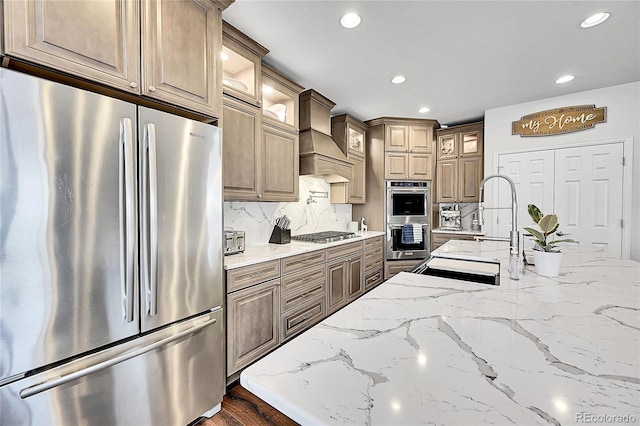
<box><xmin>148</xmin><ymin>86</ymin><xmax>156</xmax><ymax>92</ymax></box>
<box><xmin>129</xmin><ymin>82</ymin><xmax>138</xmax><ymax>89</ymax></box>
<box><xmin>257</xmin><ymin>194</ymin><xmax>262</xmax><ymax>199</ymax></box>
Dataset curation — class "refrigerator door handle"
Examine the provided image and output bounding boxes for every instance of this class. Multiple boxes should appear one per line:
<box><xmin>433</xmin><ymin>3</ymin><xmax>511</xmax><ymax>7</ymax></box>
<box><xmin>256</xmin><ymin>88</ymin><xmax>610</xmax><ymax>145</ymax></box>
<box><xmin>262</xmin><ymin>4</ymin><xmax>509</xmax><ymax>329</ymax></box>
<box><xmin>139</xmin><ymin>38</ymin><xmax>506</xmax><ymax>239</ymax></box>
<box><xmin>119</xmin><ymin>118</ymin><xmax>135</xmax><ymax>323</ymax></box>
<box><xmin>142</xmin><ymin>123</ymin><xmax>159</xmax><ymax>316</ymax></box>
<box><xmin>19</xmin><ymin>316</ymin><xmax>217</xmax><ymax>399</ymax></box>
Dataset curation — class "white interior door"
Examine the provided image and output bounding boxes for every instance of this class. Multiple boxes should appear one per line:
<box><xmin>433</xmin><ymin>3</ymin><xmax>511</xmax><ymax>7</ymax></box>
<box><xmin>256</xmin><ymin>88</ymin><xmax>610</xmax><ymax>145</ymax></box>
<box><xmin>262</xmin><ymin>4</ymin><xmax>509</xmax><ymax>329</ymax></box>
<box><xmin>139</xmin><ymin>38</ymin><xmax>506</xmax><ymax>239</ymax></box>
<box><xmin>554</xmin><ymin>143</ymin><xmax>624</xmax><ymax>256</ymax></box>
<box><xmin>497</xmin><ymin>150</ymin><xmax>555</xmax><ymax>245</ymax></box>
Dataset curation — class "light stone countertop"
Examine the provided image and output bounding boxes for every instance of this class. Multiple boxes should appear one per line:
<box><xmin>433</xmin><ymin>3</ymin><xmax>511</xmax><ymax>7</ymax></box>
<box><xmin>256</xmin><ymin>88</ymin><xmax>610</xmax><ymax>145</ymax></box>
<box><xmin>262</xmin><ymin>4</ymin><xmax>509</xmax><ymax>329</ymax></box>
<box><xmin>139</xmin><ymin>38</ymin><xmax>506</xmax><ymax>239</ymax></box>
<box><xmin>224</xmin><ymin>231</ymin><xmax>386</xmax><ymax>270</ymax></box>
<box><xmin>432</xmin><ymin>227</ymin><xmax>485</xmax><ymax>236</ymax></box>
<box><xmin>240</xmin><ymin>240</ymin><xmax>640</xmax><ymax>425</ymax></box>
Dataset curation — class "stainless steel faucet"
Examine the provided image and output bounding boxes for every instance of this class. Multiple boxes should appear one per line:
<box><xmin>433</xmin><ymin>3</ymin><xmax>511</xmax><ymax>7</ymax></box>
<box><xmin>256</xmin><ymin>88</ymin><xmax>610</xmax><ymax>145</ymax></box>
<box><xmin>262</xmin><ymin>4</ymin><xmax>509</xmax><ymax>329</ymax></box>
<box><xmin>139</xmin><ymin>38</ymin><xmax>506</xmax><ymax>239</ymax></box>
<box><xmin>478</xmin><ymin>174</ymin><xmax>519</xmax><ymax>280</ymax></box>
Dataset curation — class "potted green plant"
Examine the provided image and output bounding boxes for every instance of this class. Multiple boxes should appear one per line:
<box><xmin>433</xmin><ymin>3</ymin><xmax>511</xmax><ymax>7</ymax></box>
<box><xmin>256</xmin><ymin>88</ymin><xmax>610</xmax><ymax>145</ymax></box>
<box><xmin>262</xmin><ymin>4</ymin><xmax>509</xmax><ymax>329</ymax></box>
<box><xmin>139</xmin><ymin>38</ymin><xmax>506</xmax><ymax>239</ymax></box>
<box><xmin>523</xmin><ymin>204</ymin><xmax>576</xmax><ymax>277</ymax></box>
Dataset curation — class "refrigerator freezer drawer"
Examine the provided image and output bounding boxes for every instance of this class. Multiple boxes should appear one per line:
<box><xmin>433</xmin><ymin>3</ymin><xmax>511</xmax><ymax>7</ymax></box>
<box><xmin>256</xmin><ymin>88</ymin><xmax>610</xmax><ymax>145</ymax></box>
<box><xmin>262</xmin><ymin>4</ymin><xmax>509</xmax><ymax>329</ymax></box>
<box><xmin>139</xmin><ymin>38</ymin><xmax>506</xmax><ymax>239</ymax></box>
<box><xmin>0</xmin><ymin>309</ymin><xmax>224</xmax><ymax>426</ymax></box>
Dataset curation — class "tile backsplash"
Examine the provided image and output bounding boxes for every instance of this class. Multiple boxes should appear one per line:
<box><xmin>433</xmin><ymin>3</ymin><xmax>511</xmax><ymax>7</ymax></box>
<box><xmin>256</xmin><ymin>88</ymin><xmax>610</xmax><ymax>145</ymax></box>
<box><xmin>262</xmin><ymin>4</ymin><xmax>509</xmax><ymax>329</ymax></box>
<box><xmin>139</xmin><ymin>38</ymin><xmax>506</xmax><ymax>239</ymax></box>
<box><xmin>224</xmin><ymin>176</ymin><xmax>353</xmax><ymax>246</ymax></box>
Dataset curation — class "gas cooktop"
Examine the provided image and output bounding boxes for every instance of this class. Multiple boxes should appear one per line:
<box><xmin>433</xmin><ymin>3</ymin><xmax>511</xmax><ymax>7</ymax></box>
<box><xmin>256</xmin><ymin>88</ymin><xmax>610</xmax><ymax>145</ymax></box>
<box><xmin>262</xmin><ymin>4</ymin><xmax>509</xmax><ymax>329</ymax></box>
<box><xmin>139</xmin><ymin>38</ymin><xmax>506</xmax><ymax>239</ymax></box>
<box><xmin>291</xmin><ymin>231</ymin><xmax>357</xmax><ymax>243</ymax></box>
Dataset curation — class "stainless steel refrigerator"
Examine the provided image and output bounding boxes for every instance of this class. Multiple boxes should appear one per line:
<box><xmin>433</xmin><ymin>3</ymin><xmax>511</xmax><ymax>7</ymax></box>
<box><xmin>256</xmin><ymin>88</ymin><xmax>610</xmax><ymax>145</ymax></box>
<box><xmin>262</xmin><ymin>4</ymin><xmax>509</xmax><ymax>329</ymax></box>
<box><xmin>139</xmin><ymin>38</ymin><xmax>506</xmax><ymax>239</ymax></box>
<box><xmin>0</xmin><ymin>68</ymin><xmax>224</xmax><ymax>425</ymax></box>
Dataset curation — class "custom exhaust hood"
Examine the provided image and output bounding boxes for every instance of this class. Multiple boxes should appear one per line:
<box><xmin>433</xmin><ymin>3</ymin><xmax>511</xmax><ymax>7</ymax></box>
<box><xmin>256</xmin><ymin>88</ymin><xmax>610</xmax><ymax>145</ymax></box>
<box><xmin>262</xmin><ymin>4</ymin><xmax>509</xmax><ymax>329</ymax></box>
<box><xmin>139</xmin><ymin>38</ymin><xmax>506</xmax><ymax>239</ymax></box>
<box><xmin>299</xmin><ymin>89</ymin><xmax>354</xmax><ymax>183</ymax></box>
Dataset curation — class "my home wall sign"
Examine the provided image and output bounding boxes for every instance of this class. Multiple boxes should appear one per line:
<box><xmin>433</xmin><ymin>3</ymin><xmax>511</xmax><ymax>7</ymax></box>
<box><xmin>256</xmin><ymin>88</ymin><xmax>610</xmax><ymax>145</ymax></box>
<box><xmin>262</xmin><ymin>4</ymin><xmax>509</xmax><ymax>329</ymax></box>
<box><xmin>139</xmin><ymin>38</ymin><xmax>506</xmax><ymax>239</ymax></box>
<box><xmin>512</xmin><ymin>105</ymin><xmax>606</xmax><ymax>137</ymax></box>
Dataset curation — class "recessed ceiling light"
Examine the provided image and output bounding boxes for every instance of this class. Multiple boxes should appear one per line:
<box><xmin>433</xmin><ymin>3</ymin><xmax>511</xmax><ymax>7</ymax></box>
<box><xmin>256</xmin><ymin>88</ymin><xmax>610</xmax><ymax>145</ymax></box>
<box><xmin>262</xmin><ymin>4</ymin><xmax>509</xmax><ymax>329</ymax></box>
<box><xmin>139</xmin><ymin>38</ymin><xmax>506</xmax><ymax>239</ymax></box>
<box><xmin>418</xmin><ymin>107</ymin><xmax>430</xmax><ymax>113</ymax></box>
<box><xmin>340</xmin><ymin>12</ymin><xmax>361</xmax><ymax>29</ymax></box>
<box><xmin>555</xmin><ymin>75</ymin><xmax>575</xmax><ymax>84</ymax></box>
<box><xmin>221</xmin><ymin>51</ymin><xmax>229</xmax><ymax>61</ymax></box>
<box><xmin>580</xmin><ymin>12</ymin><xmax>611</xmax><ymax>28</ymax></box>
<box><xmin>263</xmin><ymin>84</ymin><xmax>274</xmax><ymax>94</ymax></box>
<box><xmin>391</xmin><ymin>75</ymin><xmax>406</xmax><ymax>84</ymax></box>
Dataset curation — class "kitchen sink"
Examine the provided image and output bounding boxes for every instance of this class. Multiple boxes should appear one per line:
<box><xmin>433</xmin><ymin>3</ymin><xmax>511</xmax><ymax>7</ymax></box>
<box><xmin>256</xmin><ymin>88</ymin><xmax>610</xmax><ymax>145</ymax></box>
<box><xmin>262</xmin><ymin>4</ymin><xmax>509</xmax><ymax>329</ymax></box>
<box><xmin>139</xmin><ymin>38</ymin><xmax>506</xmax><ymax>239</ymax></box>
<box><xmin>410</xmin><ymin>256</ymin><xmax>500</xmax><ymax>285</ymax></box>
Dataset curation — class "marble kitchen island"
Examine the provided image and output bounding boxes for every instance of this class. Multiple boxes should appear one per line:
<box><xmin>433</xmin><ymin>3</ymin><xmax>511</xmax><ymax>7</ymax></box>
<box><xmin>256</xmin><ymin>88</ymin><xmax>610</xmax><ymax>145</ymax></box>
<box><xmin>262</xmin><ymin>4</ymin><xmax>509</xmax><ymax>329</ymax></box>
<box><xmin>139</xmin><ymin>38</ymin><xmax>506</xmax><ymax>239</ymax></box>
<box><xmin>240</xmin><ymin>241</ymin><xmax>640</xmax><ymax>425</ymax></box>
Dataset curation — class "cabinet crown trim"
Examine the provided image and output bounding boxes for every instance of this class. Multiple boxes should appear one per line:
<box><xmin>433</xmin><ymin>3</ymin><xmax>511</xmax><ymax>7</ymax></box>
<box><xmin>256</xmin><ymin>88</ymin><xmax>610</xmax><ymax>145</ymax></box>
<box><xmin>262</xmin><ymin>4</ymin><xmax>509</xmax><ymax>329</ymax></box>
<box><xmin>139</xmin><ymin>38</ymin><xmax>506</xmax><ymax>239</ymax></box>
<box><xmin>364</xmin><ymin>117</ymin><xmax>440</xmax><ymax>128</ymax></box>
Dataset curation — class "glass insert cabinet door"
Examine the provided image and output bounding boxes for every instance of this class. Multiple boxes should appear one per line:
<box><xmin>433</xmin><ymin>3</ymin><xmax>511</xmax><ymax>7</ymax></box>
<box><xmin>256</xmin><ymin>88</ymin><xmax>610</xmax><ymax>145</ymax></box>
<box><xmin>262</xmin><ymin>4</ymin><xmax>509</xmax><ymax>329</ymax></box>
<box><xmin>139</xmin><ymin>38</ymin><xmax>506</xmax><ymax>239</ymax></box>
<box><xmin>461</xmin><ymin>131</ymin><xmax>481</xmax><ymax>155</ymax></box>
<box><xmin>221</xmin><ymin>45</ymin><xmax>256</xmax><ymax>98</ymax></box>
<box><xmin>437</xmin><ymin>134</ymin><xmax>457</xmax><ymax>159</ymax></box>
<box><xmin>348</xmin><ymin>127</ymin><xmax>364</xmax><ymax>156</ymax></box>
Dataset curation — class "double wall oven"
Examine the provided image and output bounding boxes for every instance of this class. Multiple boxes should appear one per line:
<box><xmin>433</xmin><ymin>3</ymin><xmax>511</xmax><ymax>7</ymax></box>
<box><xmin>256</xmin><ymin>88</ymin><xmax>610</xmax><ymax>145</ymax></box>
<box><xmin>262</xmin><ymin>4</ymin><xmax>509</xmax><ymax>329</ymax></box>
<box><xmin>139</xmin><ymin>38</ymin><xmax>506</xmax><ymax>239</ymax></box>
<box><xmin>386</xmin><ymin>181</ymin><xmax>431</xmax><ymax>260</ymax></box>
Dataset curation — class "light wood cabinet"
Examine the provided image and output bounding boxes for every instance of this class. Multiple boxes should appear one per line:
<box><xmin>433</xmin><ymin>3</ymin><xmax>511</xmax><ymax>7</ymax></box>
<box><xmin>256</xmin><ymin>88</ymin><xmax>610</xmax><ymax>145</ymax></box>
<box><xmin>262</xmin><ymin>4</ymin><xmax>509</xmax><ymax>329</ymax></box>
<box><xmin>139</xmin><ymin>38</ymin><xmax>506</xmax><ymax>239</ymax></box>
<box><xmin>221</xmin><ymin>30</ymin><xmax>302</xmax><ymax>202</ymax></box>
<box><xmin>3</xmin><ymin>0</ymin><xmax>229</xmax><ymax>117</ymax></box>
<box><xmin>364</xmin><ymin>236</ymin><xmax>384</xmax><ymax>291</ymax></box>
<box><xmin>222</xmin><ymin>95</ymin><xmax>261</xmax><ymax>200</ymax></box>
<box><xmin>227</xmin><ymin>278</ymin><xmax>281</xmax><ymax>375</ymax></box>
<box><xmin>431</xmin><ymin>232</ymin><xmax>476</xmax><ymax>251</ymax></box>
<box><xmin>280</xmin><ymin>251</ymin><xmax>326</xmax><ymax>342</ymax></box>
<box><xmin>221</xmin><ymin>21</ymin><xmax>267</xmax><ymax>107</ymax></box>
<box><xmin>261</xmin><ymin>124</ymin><xmax>299</xmax><ymax>202</ymax></box>
<box><xmin>326</xmin><ymin>258</ymin><xmax>348</xmax><ymax>314</ymax></box>
<box><xmin>330</xmin><ymin>114</ymin><xmax>367</xmax><ymax>204</ymax></box>
<box><xmin>326</xmin><ymin>241</ymin><xmax>364</xmax><ymax>314</ymax></box>
<box><xmin>380</xmin><ymin>121</ymin><xmax>435</xmax><ymax>180</ymax></box>
<box><xmin>435</xmin><ymin>122</ymin><xmax>484</xmax><ymax>203</ymax></box>
<box><xmin>226</xmin><ymin>235</ymin><xmax>381</xmax><ymax>379</ymax></box>
<box><xmin>384</xmin><ymin>258</ymin><xmax>423</xmax><ymax>280</ymax></box>
<box><xmin>385</xmin><ymin>124</ymin><xmax>433</xmax><ymax>153</ymax></box>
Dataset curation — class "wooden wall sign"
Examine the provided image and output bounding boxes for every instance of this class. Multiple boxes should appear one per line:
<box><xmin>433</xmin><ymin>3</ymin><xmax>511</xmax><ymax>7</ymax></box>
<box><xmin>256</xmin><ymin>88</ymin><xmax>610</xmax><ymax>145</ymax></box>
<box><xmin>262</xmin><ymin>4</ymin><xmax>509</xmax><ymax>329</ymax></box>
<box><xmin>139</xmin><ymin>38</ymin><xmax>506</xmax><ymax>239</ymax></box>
<box><xmin>512</xmin><ymin>105</ymin><xmax>606</xmax><ymax>137</ymax></box>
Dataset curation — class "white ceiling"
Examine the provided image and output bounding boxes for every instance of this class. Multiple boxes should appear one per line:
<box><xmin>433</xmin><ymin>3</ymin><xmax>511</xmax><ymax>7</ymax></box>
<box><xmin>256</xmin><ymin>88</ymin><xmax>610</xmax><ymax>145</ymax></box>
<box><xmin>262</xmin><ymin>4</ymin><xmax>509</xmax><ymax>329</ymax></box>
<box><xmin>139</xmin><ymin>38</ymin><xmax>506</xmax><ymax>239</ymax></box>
<box><xmin>222</xmin><ymin>0</ymin><xmax>639</xmax><ymax>127</ymax></box>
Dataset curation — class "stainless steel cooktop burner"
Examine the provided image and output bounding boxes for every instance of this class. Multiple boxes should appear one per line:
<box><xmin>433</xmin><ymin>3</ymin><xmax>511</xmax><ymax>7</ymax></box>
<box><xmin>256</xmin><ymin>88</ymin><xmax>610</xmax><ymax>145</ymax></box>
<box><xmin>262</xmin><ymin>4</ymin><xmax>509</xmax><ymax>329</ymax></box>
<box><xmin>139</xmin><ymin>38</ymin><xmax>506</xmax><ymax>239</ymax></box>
<box><xmin>291</xmin><ymin>231</ymin><xmax>357</xmax><ymax>243</ymax></box>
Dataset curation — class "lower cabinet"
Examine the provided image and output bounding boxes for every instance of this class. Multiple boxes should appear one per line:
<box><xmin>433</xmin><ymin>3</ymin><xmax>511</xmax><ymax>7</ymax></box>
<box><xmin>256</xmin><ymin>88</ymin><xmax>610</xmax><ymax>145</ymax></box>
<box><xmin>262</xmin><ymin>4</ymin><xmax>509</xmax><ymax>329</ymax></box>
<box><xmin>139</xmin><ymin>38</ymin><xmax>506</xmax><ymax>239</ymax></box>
<box><xmin>431</xmin><ymin>232</ymin><xmax>476</xmax><ymax>251</ymax></box>
<box><xmin>225</xmin><ymin>235</ymin><xmax>382</xmax><ymax>380</ymax></box>
<box><xmin>385</xmin><ymin>258</ymin><xmax>423</xmax><ymax>280</ymax></box>
<box><xmin>227</xmin><ymin>278</ymin><xmax>280</xmax><ymax>375</ymax></box>
<box><xmin>364</xmin><ymin>236</ymin><xmax>384</xmax><ymax>290</ymax></box>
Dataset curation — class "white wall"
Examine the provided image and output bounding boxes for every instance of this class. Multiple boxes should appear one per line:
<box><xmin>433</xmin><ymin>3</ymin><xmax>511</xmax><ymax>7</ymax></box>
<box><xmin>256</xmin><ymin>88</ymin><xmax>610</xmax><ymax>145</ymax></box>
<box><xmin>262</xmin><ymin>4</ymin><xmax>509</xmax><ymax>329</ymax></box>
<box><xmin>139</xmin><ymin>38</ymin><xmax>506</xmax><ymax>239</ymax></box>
<box><xmin>483</xmin><ymin>81</ymin><xmax>640</xmax><ymax>260</ymax></box>
<box><xmin>224</xmin><ymin>176</ymin><xmax>353</xmax><ymax>246</ymax></box>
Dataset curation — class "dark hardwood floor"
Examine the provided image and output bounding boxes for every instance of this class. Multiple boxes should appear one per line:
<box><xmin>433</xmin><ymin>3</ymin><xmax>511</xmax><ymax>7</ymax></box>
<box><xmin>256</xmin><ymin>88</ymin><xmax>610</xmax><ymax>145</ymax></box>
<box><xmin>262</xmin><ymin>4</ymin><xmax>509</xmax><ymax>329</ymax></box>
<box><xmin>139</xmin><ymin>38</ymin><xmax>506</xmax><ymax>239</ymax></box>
<box><xmin>196</xmin><ymin>384</ymin><xmax>298</xmax><ymax>426</ymax></box>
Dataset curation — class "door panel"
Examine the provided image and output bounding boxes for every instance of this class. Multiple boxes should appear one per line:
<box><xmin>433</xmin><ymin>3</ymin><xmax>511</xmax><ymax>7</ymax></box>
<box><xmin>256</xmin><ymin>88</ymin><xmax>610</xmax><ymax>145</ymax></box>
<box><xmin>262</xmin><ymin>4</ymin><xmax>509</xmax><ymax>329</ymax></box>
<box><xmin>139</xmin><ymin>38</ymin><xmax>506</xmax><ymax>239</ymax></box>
<box><xmin>222</xmin><ymin>97</ymin><xmax>260</xmax><ymax>200</ymax></box>
<box><xmin>4</xmin><ymin>0</ymin><xmax>140</xmax><ymax>93</ymax></box>
<box><xmin>554</xmin><ymin>144</ymin><xmax>623</xmax><ymax>255</ymax></box>
<box><xmin>0</xmin><ymin>69</ymin><xmax>139</xmax><ymax>381</ymax></box>
<box><xmin>138</xmin><ymin>107</ymin><xmax>223</xmax><ymax>332</ymax></box>
<box><xmin>262</xmin><ymin>127</ymin><xmax>299</xmax><ymax>201</ymax></box>
<box><xmin>497</xmin><ymin>150</ymin><xmax>554</xmax><ymax>242</ymax></box>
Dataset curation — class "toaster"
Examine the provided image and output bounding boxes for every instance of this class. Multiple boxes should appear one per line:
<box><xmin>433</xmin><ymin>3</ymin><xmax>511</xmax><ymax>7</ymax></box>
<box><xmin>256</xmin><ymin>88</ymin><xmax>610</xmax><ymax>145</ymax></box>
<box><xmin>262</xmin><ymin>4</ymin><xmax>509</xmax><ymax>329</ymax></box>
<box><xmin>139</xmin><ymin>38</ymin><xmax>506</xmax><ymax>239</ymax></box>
<box><xmin>224</xmin><ymin>230</ymin><xmax>245</xmax><ymax>255</ymax></box>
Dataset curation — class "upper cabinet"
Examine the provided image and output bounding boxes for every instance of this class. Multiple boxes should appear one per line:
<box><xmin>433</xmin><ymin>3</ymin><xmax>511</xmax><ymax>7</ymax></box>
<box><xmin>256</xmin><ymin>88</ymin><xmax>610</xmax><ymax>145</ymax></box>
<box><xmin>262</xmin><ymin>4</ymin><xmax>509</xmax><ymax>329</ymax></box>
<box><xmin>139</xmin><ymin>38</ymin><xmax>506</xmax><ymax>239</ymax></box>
<box><xmin>364</xmin><ymin>118</ymin><xmax>437</xmax><ymax>181</ymax></box>
<box><xmin>262</xmin><ymin>64</ymin><xmax>300</xmax><ymax>133</ymax></box>
<box><xmin>435</xmin><ymin>121</ymin><xmax>484</xmax><ymax>203</ymax></box>
<box><xmin>221</xmin><ymin>21</ymin><xmax>303</xmax><ymax>202</ymax></box>
<box><xmin>384</xmin><ymin>124</ymin><xmax>433</xmax><ymax>153</ymax></box>
<box><xmin>330</xmin><ymin>114</ymin><xmax>367</xmax><ymax>204</ymax></box>
<box><xmin>2</xmin><ymin>0</ymin><xmax>232</xmax><ymax>118</ymax></box>
<box><xmin>221</xmin><ymin>21</ymin><xmax>267</xmax><ymax>107</ymax></box>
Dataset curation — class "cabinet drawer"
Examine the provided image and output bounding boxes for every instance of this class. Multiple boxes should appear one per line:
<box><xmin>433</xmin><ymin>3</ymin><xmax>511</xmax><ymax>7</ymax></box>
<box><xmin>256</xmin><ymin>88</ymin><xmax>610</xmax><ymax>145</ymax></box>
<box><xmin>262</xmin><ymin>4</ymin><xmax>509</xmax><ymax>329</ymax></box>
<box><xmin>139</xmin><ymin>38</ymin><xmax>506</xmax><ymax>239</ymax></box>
<box><xmin>327</xmin><ymin>241</ymin><xmax>363</xmax><ymax>260</ymax></box>
<box><xmin>281</xmin><ymin>250</ymin><xmax>326</xmax><ymax>275</ymax></box>
<box><xmin>365</xmin><ymin>235</ymin><xmax>384</xmax><ymax>250</ymax></box>
<box><xmin>365</xmin><ymin>269</ymin><xmax>383</xmax><ymax>291</ymax></box>
<box><xmin>364</xmin><ymin>247</ymin><xmax>383</xmax><ymax>267</ymax></box>
<box><xmin>281</xmin><ymin>296</ymin><xmax>325</xmax><ymax>342</ymax></box>
<box><xmin>281</xmin><ymin>279</ymin><xmax>325</xmax><ymax>313</ymax></box>
<box><xmin>226</xmin><ymin>260</ymin><xmax>280</xmax><ymax>293</ymax></box>
<box><xmin>281</xmin><ymin>263</ymin><xmax>326</xmax><ymax>294</ymax></box>
<box><xmin>365</xmin><ymin>258</ymin><xmax>383</xmax><ymax>276</ymax></box>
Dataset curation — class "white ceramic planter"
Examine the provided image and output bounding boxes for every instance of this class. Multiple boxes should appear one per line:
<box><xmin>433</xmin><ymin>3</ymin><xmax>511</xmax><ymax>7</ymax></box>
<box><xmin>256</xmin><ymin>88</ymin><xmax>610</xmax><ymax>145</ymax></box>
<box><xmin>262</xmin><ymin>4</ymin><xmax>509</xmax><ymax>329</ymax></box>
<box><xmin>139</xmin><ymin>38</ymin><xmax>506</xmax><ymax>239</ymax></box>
<box><xmin>533</xmin><ymin>250</ymin><xmax>563</xmax><ymax>277</ymax></box>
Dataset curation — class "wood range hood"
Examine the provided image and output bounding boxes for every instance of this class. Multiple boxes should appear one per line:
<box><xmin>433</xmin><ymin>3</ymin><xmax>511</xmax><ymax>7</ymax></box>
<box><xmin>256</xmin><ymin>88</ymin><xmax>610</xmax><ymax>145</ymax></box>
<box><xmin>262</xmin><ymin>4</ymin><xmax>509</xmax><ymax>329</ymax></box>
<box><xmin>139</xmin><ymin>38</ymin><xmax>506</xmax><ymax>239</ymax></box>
<box><xmin>298</xmin><ymin>89</ymin><xmax>354</xmax><ymax>183</ymax></box>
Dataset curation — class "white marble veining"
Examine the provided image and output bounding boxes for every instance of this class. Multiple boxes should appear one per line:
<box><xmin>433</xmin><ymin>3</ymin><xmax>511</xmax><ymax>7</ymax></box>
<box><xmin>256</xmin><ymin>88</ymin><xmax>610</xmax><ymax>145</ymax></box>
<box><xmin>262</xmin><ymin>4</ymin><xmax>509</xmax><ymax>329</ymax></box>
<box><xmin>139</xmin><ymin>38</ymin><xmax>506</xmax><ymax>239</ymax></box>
<box><xmin>241</xmin><ymin>241</ymin><xmax>640</xmax><ymax>425</ymax></box>
<box><xmin>224</xmin><ymin>176</ymin><xmax>353</xmax><ymax>246</ymax></box>
<box><xmin>224</xmin><ymin>231</ymin><xmax>385</xmax><ymax>270</ymax></box>
<box><xmin>432</xmin><ymin>227</ymin><xmax>485</xmax><ymax>236</ymax></box>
